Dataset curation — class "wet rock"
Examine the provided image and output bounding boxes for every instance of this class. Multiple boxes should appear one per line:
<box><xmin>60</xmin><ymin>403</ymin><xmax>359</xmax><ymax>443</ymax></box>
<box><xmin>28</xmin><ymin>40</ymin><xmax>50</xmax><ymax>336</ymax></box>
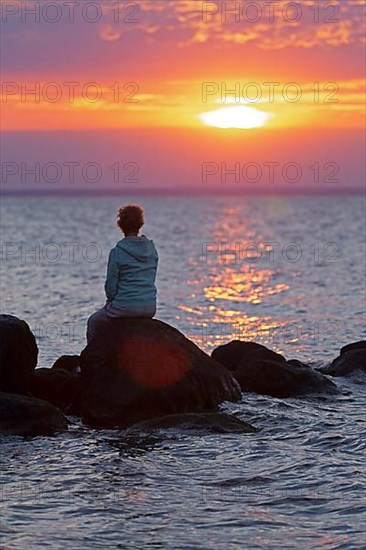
<box><xmin>52</xmin><ymin>355</ymin><xmax>80</xmax><ymax>374</ymax></box>
<box><xmin>287</xmin><ymin>359</ymin><xmax>310</xmax><ymax>369</ymax></box>
<box><xmin>31</xmin><ymin>368</ymin><xmax>81</xmax><ymax>413</ymax></box>
<box><xmin>212</xmin><ymin>340</ymin><xmax>337</xmax><ymax>397</ymax></box>
<box><xmin>317</xmin><ymin>341</ymin><xmax>366</xmax><ymax>377</ymax></box>
<box><xmin>126</xmin><ymin>412</ymin><xmax>256</xmax><ymax>434</ymax></box>
<box><xmin>211</xmin><ymin>341</ymin><xmax>269</xmax><ymax>372</ymax></box>
<box><xmin>79</xmin><ymin>318</ymin><xmax>241</xmax><ymax>427</ymax></box>
<box><xmin>235</xmin><ymin>357</ymin><xmax>338</xmax><ymax>397</ymax></box>
<box><xmin>0</xmin><ymin>314</ymin><xmax>38</xmax><ymax>394</ymax></box>
<box><xmin>0</xmin><ymin>392</ymin><xmax>68</xmax><ymax>436</ymax></box>
<box><xmin>244</xmin><ymin>346</ymin><xmax>286</xmax><ymax>366</ymax></box>
<box><xmin>341</xmin><ymin>341</ymin><xmax>366</xmax><ymax>355</ymax></box>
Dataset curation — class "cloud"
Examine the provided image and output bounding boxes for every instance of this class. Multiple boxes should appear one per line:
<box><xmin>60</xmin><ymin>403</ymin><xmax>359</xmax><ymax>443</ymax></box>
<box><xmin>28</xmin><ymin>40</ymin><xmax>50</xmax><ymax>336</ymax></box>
<box><xmin>99</xmin><ymin>25</ymin><xmax>122</xmax><ymax>42</ymax></box>
<box><xmin>2</xmin><ymin>1</ymin><xmax>365</xmax><ymax>70</ymax></box>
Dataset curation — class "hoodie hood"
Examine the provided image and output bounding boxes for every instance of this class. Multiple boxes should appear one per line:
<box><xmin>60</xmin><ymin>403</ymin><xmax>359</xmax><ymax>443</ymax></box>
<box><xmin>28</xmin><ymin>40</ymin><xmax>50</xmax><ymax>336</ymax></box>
<box><xmin>116</xmin><ymin>235</ymin><xmax>155</xmax><ymax>263</ymax></box>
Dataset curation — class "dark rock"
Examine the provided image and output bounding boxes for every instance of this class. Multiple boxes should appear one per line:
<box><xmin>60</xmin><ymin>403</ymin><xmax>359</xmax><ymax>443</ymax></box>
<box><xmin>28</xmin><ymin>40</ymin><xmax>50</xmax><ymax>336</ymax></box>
<box><xmin>0</xmin><ymin>314</ymin><xmax>38</xmax><ymax>394</ymax></box>
<box><xmin>287</xmin><ymin>359</ymin><xmax>310</xmax><ymax>368</ymax></box>
<box><xmin>79</xmin><ymin>318</ymin><xmax>241</xmax><ymax>427</ymax></box>
<box><xmin>126</xmin><ymin>412</ymin><xmax>256</xmax><ymax>435</ymax></box>
<box><xmin>317</xmin><ymin>343</ymin><xmax>366</xmax><ymax>377</ymax></box>
<box><xmin>52</xmin><ymin>355</ymin><xmax>80</xmax><ymax>374</ymax></box>
<box><xmin>0</xmin><ymin>392</ymin><xmax>67</xmax><ymax>436</ymax></box>
<box><xmin>235</xmin><ymin>357</ymin><xmax>338</xmax><ymax>398</ymax></box>
<box><xmin>31</xmin><ymin>368</ymin><xmax>81</xmax><ymax>413</ymax></box>
<box><xmin>340</xmin><ymin>341</ymin><xmax>366</xmax><ymax>355</ymax></box>
<box><xmin>245</xmin><ymin>347</ymin><xmax>286</xmax><ymax>367</ymax></box>
<box><xmin>212</xmin><ymin>339</ymin><xmax>337</xmax><ymax>397</ymax></box>
<box><xmin>211</xmin><ymin>340</ymin><xmax>269</xmax><ymax>372</ymax></box>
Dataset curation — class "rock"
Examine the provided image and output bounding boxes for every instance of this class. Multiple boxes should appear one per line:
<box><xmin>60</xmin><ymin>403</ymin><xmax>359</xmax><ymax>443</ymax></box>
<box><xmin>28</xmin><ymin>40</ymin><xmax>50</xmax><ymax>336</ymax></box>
<box><xmin>0</xmin><ymin>392</ymin><xmax>68</xmax><ymax>436</ymax></box>
<box><xmin>0</xmin><ymin>314</ymin><xmax>38</xmax><ymax>394</ymax></box>
<box><xmin>317</xmin><ymin>342</ymin><xmax>366</xmax><ymax>377</ymax></box>
<box><xmin>211</xmin><ymin>341</ymin><xmax>268</xmax><ymax>372</ymax></box>
<box><xmin>213</xmin><ymin>340</ymin><xmax>338</xmax><ymax>397</ymax></box>
<box><xmin>245</xmin><ymin>347</ymin><xmax>286</xmax><ymax>366</ymax></box>
<box><xmin>287</xmin><ymin>359</ymin><xmax>309</xmax><ymax>368</ymax></box>
<box><xmin>31</xmin><ymin>368</ymin><xmax>81</xmax><ymax>413</ymax></box>
<box><xmin>52</xmin><ymin>355</ymin><xmax>80</xmax><ymax>374</ymax></box>
<box><xmin>125</xmin><ymin>412</ymin><xmax>256</xmax><ymax>435</ymax></box>
<box><xmin>79</xmin><ymin>318</ymin><xmax>241</xmax><ymax>427</ymax></box>
<box><xmin>235</xmin><ymin>357</ymin><xmax>338</xmax><ymax>398</ymax></box>
<box><xmin>341</xmin><ymin>341</ymin><xmax>366</xmax><ymax>355</ymax></box>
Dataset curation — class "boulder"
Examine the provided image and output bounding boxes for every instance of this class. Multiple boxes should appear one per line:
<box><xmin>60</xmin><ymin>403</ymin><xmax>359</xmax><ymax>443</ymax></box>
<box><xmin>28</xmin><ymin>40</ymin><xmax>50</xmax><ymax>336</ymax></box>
<box><xmin>341</xmin><ymin>341</ymin><xmax>366</xmax><ymax>355</ymax></box>
<box><xmin>212</xmin><ymin>340</ymin><xmax>338</xmax><ymax>397</ymax></box>
<box><xmin>79</xmin><ymin>318</ymin><xmax>241</xmax><ymax>427</ymax></box>
<box><xmin>31</xmin><ymin>368</ymin><xmax>81</xmax><ymax>413</ymax></box>
<box><xmin>0</xmin><ymin>392</ymin><xmax>67</xmax><ymax>436</ymax></box>
<box><xmin>0</xmin><ymin>314</ymin><xmax>38</xmax><ymax>394</ymax></box>
<box><xmin>235</xmin><ymin>357</ymin><xmax>337</xmax><ymax>397</ymax></box>
<box><xmin>52</xmin><ymin>355</ymin><xmax>80</xmax><ymax>374</ymax></box>
<box><xmin>211</xmin><ymin>340</ymin><xmax>269</xmax><ymax>372</ymax></box>
<box><xmin>244</xmin><ymin>346</ymin><xmax>286</xmax><ymax>366</ymax></box>
<box><xmin>317</xmin><ymin>341</ymin><xmax>366</xmax><ymax>377</ymax></box>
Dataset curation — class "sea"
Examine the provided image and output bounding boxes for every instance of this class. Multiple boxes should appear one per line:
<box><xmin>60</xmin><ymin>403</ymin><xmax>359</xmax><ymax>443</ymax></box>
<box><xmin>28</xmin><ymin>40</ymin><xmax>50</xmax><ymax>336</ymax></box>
<box><xmin>0</xmin><ymin>195</ymin><xmax>365</xmax><ymax>549</ymax></box>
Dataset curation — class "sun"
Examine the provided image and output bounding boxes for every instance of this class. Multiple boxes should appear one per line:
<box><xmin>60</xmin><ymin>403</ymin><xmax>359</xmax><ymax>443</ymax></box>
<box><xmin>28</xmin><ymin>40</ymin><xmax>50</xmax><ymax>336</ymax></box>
<box><xmin>199</xmin><ymin>106</ymin><xmax>272</xmax><ymax>129</ymax></box>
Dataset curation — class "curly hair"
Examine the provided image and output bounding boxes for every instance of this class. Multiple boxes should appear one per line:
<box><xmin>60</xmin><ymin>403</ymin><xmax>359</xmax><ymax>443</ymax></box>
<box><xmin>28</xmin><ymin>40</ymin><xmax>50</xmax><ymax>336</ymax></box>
<box><xmin>117</xmin><ymin>204</ymin><xmax>144</xmax><ymax>235</ymax></box>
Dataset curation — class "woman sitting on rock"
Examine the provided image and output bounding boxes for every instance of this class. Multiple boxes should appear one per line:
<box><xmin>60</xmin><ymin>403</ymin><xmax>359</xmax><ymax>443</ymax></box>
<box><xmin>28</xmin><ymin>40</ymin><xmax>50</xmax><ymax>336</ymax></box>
<box><xmin>87</xmin><ymin>204</ymin><xmax>158</xmax><ymax>343</ymax></box>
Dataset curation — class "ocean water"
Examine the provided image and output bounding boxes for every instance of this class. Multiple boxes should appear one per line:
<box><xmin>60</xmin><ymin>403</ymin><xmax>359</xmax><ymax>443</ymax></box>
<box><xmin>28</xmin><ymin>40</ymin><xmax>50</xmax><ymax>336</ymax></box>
<box><xmin>0</xmin><ymin>195</ymin><xmax>365</xmax><ymax>549</ymax></box>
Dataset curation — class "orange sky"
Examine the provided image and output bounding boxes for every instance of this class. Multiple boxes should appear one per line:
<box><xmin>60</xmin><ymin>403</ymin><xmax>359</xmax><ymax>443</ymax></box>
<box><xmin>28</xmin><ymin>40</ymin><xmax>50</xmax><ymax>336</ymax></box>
<box><xmin>2</xmin><ymin>76</ymin><xmax>365</xmax><ymax>131</ymax></box>
<box><xmin>1</xmin><ymin>0</ymin><xmax>365</xmax><ymax>190</ymax></box>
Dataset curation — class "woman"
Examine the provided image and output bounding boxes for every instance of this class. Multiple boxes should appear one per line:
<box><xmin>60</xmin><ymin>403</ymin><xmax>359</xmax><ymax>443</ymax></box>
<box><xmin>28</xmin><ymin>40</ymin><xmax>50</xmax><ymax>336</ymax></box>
<box><xmin>87</xmin><ymin>204</ymin><xmax>158</xmax><ymax>343</ymax></box>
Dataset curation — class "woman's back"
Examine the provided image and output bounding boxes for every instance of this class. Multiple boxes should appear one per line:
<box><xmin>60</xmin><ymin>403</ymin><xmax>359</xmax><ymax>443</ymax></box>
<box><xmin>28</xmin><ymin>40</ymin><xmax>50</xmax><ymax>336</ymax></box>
<box><xmin>105</xmin><ymin>235</ymin><xmax>158</xmax><ymax>308</ymax></box>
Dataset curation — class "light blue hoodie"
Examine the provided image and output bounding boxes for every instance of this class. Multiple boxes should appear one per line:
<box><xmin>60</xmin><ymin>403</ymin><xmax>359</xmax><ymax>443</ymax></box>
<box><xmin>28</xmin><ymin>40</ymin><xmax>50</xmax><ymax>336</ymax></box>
<box><xmin>104</xmin><ymin>236</ymin><xmax>158</xmax><ymax>309</ymax></box>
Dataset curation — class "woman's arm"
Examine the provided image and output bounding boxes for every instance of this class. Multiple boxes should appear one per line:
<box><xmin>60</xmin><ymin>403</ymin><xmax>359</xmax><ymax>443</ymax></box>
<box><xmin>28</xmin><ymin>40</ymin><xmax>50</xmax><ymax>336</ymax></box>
<box><xmin>104</xmin><ymin>248</ymin><xmax>119</xmax><ymax>303</ymax></box>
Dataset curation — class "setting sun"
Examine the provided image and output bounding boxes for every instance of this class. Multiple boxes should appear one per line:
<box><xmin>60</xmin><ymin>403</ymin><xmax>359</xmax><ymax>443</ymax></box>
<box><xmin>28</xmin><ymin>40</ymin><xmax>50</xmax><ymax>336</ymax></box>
<box><xmin>199</xmin><ymin>106</ymin><xmax>272</xmax><ymax>129</ymax></box>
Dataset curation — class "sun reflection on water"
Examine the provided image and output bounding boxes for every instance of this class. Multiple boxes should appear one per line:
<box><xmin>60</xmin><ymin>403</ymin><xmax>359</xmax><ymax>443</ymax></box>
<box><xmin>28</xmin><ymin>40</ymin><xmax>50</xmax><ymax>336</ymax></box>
<box><xmin>175</xmin><ymin>201</ymin><xmax>298</xmax><ymax>355</ymax></box>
